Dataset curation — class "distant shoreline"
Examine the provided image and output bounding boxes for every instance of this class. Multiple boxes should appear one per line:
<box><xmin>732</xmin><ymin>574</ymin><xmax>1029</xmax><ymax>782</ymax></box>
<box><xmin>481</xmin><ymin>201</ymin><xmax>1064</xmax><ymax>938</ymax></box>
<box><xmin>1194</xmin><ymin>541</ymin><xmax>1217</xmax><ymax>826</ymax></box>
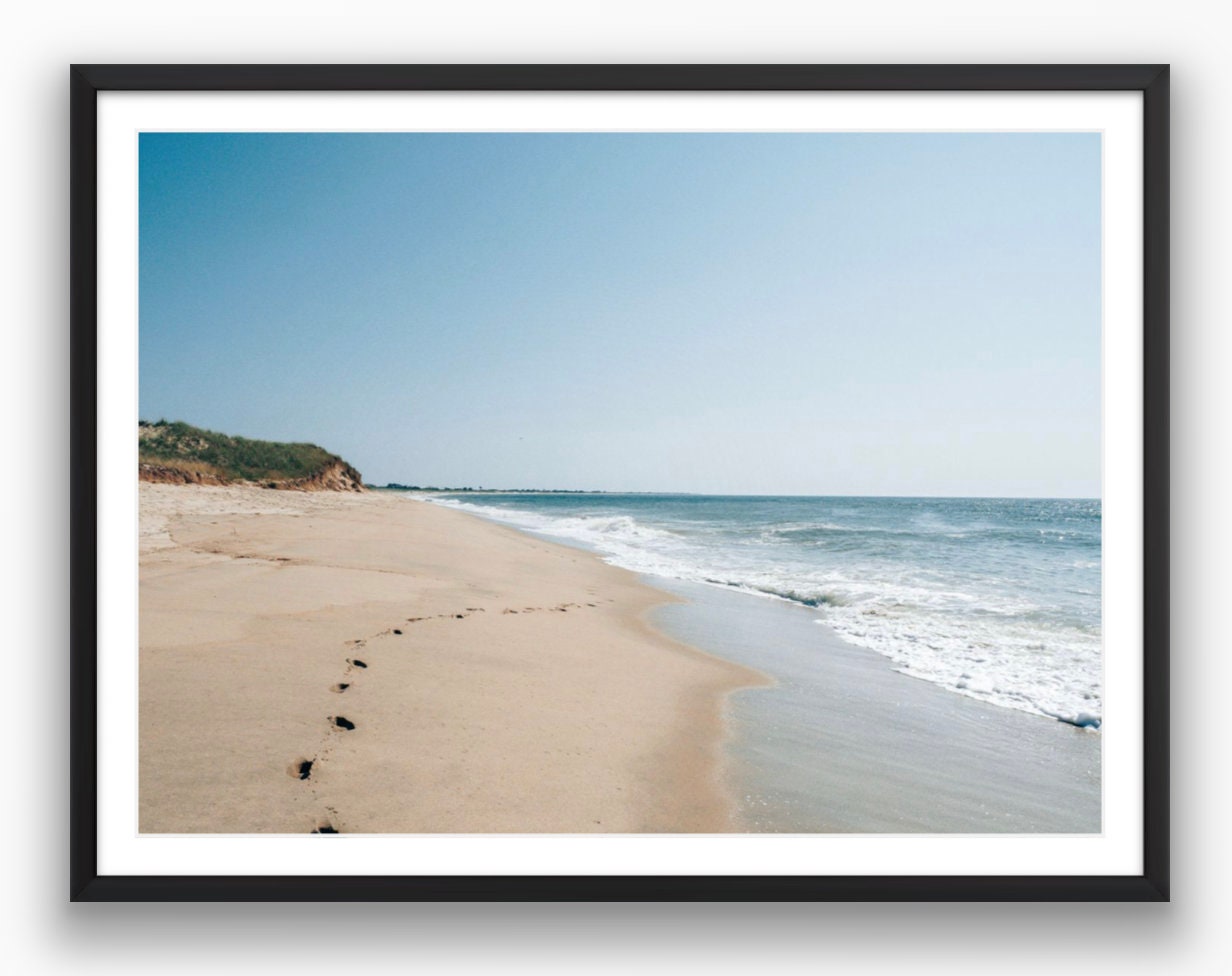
<box><xmin>375</xmin><ymin>485</ymin><xmax>1101</xmax><ymax>501</ymax></box>
<box><xmin>372</xmin><ymin>485</ymin><xmax>620</xmax><ymax>495</ymax></box>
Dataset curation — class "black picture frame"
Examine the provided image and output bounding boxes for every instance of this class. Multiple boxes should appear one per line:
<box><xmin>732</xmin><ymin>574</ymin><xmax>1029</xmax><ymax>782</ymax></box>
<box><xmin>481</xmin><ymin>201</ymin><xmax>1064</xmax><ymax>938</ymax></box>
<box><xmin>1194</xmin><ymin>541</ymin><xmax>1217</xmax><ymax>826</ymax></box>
<box><xmin>70</xmin><ymin>63</ymin><xmax>1169</xmax><ymax>902</ymax></box>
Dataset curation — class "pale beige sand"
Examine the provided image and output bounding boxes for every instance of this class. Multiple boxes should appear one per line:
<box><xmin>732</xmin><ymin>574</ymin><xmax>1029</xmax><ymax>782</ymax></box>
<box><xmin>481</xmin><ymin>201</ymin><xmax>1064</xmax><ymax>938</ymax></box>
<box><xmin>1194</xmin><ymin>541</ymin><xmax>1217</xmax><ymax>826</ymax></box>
<box><xmin>138</xmin><ymin>484</ymin><xmax>763</xmax><ymax>833</ymax></box>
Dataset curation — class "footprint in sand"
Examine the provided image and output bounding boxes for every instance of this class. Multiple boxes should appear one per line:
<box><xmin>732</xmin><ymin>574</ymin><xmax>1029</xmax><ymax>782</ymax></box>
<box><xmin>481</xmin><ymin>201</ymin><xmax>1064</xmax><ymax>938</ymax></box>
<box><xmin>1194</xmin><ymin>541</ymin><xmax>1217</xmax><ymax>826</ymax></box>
<box><xmin>287</xmin><ymin>757</ymin><xmax>314</xmax><ymax>780</ymax></box>
<box><xmin>347</xmin><ymin>658</ymin><xmax>367</xmax><ymax>668</ymax></box>
<box><xmin>311</xmin><ymin>824</ymin><xmax>338</xmax><ymax>834</ymax></box>
<box><xmin>331</xmin><ymin>683</ymin><xmax>349</xmax><ymax>693</ymax></box>
<box><xmin>332</xmin><ymin>716</ymin><xmax>356</xmax><ymax>731</ymax></box>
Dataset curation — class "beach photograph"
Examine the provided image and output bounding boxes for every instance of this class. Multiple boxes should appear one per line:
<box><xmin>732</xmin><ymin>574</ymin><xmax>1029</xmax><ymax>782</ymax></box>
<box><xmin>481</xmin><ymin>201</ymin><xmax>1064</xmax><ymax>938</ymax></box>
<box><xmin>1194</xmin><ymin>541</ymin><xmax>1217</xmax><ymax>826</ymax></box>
<box><xmin>137</xmin><ymin>130</ymin><xmax>1102</xmax><ymax>836</ymax></box>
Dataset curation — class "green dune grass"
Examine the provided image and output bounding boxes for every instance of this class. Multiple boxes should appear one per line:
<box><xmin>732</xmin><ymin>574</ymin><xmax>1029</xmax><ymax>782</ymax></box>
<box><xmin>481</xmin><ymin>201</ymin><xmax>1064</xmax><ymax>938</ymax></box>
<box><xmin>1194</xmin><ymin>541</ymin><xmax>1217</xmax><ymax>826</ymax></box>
<box><xmin>138</xmin><ymin>420</ymin><xmax>359</xmax><ymax>485</ymax></box>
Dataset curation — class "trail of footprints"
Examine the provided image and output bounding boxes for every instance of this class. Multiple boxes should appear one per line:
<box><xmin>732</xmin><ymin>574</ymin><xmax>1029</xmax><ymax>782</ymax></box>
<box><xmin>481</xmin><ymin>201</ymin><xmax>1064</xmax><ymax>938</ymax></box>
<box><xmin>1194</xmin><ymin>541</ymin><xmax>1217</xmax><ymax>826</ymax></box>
<box><xmin>294</xmin><ymin>598</ymin><xmax>608</xmax><ymax>834</ymax></box>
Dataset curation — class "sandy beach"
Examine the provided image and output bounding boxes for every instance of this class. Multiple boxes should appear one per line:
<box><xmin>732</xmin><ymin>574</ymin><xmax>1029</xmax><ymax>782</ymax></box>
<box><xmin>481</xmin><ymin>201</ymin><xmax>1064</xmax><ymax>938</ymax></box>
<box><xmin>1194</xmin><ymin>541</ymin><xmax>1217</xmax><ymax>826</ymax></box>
<box><xmin>139</xmin><ymin>483</ymin><xmax>762</xmax><ymax>834</ymax></box>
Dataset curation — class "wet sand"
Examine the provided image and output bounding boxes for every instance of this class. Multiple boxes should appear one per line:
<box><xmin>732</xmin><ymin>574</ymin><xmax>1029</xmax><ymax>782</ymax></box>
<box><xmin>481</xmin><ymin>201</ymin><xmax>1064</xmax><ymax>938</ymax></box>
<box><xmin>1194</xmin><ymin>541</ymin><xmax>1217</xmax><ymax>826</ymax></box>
<box><xmin>651</xmin><ymin>578</ymin><xmax>1102</xmax><ymax>832</ymax></box>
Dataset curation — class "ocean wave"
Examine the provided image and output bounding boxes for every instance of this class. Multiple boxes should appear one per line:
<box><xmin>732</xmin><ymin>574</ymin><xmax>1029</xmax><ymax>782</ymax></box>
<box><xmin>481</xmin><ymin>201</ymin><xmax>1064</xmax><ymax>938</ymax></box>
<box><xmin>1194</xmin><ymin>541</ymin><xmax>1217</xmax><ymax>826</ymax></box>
<box><xmin>421</xmin><ymin>495</ymin><xmax>1102</xmax><ymax>729</ymax></box>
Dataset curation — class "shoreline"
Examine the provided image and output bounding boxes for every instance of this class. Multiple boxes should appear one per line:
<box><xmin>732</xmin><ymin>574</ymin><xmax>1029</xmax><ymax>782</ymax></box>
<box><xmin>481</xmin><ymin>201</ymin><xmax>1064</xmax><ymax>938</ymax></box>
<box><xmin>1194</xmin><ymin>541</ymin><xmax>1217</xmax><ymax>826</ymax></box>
<box><xmin>650</xmin><ymin>578</ymin><xmax>1101</xmax><ymax>832</ymax></box>
<box><xmin>430</xmin><ymin>499</ymin><xmax>1101</xmax><ymax>833</ymax></box>
<box><xmin>139</xmin><ymin>483</ymin><xmax>1099</xmax><ymax>835</ymax></box>
<box><xmin>422</xmin><ymin>492</ymin><xmax>1102</xmax><ymax>731</ymax></box>
<box><xmin>138</xmin><ymin>483</ymin><xmax>763</xmax><ymax>833</ymax></box>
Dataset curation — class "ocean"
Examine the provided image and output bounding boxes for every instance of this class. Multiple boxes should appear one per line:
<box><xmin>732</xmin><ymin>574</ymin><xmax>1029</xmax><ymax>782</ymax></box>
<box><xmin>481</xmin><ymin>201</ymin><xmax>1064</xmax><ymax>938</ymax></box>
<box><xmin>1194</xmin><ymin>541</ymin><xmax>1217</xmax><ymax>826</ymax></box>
<box><xmin>424</xmin><ymin>493</ymin><xmax>1102</xmax><ymax>731</ymax></box>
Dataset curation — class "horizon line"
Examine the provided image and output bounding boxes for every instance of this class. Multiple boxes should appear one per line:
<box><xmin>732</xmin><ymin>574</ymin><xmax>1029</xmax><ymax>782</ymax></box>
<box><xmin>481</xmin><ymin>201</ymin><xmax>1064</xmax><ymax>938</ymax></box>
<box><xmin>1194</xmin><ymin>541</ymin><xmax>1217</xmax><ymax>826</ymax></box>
<box><xmin>374</xmin><ymin>485</ymin><xmax>1102</xmax><ymax>501</ymax></box>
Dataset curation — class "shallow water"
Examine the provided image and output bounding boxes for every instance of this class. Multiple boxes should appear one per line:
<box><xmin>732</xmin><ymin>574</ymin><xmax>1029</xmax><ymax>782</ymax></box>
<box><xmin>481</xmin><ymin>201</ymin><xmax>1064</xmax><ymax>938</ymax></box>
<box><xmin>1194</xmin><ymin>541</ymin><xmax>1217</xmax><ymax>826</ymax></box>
<box><xmin>650</xmin><ymin>577</ymin><xmax>1100</xmax><ymax>833</ymax></box>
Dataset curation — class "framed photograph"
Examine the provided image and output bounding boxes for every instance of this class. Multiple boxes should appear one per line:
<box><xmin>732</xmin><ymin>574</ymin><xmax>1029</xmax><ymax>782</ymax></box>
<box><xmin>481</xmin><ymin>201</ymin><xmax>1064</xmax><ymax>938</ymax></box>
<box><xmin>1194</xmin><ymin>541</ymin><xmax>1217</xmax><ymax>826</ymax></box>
<box><xmin>71</xmin><ymin>64</ymin><xmax>1169</xmax><ymax>901</ymax></box>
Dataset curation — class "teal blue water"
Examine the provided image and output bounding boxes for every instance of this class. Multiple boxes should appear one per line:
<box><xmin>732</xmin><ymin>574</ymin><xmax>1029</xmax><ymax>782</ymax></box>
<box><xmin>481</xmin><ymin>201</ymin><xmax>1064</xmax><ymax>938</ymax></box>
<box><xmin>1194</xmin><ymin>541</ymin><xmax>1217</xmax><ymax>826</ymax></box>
<box><xmin>426</xmin><ymin>494</ymin><xmax>1102</xmax><ymax>728</ymax></box>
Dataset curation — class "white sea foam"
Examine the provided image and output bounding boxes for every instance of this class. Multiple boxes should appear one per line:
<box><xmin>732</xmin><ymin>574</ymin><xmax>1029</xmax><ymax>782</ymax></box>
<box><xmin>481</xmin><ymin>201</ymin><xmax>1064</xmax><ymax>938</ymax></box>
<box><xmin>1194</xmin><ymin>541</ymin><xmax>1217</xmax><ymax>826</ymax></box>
<box><xmin>422</xmin><ymin>495</ymin><xmax>1102</xmax><ymax>728</ymax></box>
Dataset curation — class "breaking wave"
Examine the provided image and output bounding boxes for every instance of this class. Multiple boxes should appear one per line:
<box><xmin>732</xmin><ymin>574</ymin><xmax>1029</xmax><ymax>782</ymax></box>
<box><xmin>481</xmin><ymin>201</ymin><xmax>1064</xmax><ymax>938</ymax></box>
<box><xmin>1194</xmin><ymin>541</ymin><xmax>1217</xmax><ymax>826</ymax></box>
<box><xmin>423</xmin><ymin>494</ymin><xmax>1102</xmax><ymax>728</ymax></box>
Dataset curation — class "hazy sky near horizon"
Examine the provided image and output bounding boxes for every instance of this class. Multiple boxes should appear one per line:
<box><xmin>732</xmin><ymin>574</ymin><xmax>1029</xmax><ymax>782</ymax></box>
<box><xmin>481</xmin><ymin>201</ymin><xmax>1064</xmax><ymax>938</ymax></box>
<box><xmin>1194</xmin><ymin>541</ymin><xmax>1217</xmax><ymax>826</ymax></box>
<box><xmin>140</xmin><ymin>132</ymin><xmax>1101</xmax><ymax>495</ymax></box>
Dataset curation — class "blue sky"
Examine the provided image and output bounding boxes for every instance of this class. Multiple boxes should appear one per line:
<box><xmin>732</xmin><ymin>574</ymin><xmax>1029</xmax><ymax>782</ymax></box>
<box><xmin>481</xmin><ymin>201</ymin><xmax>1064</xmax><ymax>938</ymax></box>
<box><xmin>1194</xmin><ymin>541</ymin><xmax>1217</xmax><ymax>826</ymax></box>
<box><xmin>139</xmin><ymin>132</ymin><xmax>1101</xmax><ymax>495</ymax></box>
